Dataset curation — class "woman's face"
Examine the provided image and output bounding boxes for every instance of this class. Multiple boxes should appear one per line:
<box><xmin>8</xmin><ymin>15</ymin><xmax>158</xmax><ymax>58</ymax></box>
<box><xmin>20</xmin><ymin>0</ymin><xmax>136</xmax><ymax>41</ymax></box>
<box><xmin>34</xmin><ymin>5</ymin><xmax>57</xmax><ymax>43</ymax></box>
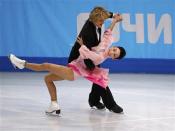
<box><xmin>108</xmin><ymin>47</ymin><xmax>120</xmax><ymax>59</ymax></box>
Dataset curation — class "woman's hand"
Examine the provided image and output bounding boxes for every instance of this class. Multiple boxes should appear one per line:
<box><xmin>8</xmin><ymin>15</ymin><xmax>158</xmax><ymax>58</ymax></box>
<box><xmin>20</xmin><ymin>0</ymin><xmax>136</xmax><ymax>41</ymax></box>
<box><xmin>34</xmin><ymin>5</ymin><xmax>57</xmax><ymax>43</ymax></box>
<box><xmin>113</xmin><ymin>13</ymin><xmax>122</xmax><ymax>23</ymax></box>
<box><xmin>76</xmin><ymin>37</ymin><xmax>84</xmax><ymax>46</ymax></box>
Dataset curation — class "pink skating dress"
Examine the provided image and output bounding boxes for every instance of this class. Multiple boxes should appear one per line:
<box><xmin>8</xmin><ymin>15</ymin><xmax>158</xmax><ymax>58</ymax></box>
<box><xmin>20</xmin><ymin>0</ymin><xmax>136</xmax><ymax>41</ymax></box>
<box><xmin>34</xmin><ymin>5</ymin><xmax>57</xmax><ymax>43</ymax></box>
<box><xmin>68</xmin><ymin>29</ymin><xmax>113</xmax><ymax>88</ymax></box>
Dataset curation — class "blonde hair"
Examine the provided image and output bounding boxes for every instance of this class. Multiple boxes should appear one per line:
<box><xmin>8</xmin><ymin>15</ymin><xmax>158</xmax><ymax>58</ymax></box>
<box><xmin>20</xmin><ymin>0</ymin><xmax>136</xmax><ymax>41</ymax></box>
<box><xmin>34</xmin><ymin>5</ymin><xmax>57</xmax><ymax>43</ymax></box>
<box><xmin>89</xmin><ymin>6</ymin><xmax>110</xmax><ymax>23</ymax></box>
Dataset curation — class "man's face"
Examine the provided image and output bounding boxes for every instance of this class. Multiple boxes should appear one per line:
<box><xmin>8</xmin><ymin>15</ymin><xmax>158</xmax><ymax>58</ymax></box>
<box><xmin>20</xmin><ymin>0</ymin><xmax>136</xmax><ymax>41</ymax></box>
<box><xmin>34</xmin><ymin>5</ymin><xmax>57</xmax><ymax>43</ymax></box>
<box><xmin>95</xmin><ymin>19</ymin><xmax>105</xmax><ymax>28</ymax></box>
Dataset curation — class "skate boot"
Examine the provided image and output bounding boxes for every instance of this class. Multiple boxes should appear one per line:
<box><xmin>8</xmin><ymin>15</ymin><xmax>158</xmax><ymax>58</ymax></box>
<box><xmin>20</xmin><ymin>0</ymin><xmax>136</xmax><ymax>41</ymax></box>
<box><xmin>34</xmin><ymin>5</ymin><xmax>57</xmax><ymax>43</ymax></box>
<box><xmin>45</xmin><ymin>101</ymin><xmax>61</xmax><ymax>115</ymax></box>
<box><xmin>9</xmin><ymin>54</ymin><xmax>26</xmax><ymax>69</ymax></box>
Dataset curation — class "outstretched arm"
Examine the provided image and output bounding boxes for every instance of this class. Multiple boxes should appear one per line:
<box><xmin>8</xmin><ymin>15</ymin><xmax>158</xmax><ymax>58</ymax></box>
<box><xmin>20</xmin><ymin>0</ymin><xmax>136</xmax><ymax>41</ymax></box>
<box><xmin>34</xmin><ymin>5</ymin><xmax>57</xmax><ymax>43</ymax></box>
<box><xmin>109</xmin><ymin>13</ymin><xmax>122</xmax><ymax>31</ymax></box>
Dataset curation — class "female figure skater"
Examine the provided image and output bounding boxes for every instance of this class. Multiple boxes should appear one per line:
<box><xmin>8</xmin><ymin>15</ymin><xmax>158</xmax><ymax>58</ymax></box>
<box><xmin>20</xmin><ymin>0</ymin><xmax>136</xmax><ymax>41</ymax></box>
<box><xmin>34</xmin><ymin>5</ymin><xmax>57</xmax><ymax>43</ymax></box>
<box><xmin>9</xmin><ymin>16</ymin><xmax>125</xmax><ymax>115</ymax></box>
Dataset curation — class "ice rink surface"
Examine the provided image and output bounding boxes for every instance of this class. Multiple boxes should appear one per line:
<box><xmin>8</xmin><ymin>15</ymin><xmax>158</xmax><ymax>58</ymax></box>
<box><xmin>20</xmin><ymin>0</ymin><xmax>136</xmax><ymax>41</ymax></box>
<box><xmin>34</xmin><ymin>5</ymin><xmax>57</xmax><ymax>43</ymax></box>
<box><xmin>0</xmin><ymin>72</ymin><xmax>175</xmax><ymax>131</ymax></box>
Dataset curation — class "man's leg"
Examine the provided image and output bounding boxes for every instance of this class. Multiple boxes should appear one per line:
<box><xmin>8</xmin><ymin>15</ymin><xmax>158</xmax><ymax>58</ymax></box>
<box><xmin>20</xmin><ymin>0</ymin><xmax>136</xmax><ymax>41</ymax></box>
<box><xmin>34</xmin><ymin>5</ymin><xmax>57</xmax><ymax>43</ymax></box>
<box><xmin>103</xmin><ymin>86</ymin><xmax>123</xmax><ymax>113</ymax></box>
<box><xmin>100</xmin><ymin>87</ymin><xmax>116</xmax><ymax>109</ymax></box>
<box><xmin>92</xmin><ymin>84</ymin><xmax>123</xmax><ymax>113</ymax></box>
<box><xmin>88</xmin><ymin>83</ymin><xmax>105</xmax><ymax>109</ymax></box>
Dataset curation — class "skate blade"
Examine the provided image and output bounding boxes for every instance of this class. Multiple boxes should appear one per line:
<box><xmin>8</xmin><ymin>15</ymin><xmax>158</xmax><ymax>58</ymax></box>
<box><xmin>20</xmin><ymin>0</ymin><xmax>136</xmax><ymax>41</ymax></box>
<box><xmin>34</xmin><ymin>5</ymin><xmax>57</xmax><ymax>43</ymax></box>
<box><xmin>91</xmin><ymin>107</ymin><xmax>106</xmax><ymax>111</ymax></box>
<box><xmin>45</xmin><ymin>110</ymin><xmax>61</xmax><ymax>116</ymax></box>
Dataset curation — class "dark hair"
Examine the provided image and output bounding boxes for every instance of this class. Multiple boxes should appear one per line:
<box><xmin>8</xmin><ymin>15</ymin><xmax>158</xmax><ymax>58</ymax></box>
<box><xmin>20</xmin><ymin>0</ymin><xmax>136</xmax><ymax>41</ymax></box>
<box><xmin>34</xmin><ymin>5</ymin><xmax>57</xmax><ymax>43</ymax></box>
<box><xmin>116</xmin><ymin>46</ymin><xmax>126</xmax><ymax>59</ymax></box>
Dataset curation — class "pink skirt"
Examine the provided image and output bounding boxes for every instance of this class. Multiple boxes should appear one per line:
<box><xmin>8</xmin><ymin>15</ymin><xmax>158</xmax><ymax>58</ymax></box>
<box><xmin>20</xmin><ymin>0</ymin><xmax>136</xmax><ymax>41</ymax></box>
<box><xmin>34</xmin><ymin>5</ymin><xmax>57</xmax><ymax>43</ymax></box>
<box><xmin>68</xmin><ymin>59</ymin><xmax>109</xmax><ymax>88</ymax></box>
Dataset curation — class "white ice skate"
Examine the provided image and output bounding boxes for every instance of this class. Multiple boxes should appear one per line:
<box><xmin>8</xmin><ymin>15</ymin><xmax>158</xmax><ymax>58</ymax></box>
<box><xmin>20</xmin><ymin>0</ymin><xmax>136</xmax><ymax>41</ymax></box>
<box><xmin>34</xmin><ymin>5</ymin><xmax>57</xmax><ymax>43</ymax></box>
<box><xmin>45</xmin><ymin>102</ymin><xmax>61</xmax><ymax>115</ymax></box>
<box><xmin>9</xmin><ymin>54</ymin><xmax>25</xmax><ymax>69</ymax></box>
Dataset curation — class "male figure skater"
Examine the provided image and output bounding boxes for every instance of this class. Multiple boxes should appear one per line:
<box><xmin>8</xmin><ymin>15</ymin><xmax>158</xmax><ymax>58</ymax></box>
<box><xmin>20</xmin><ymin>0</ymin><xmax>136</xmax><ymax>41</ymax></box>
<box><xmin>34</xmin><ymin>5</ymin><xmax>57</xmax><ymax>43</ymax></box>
<box><xmin>68</xmin><ymin>6</ymin><xmax>123</xmax><ymax>113</ymax></box>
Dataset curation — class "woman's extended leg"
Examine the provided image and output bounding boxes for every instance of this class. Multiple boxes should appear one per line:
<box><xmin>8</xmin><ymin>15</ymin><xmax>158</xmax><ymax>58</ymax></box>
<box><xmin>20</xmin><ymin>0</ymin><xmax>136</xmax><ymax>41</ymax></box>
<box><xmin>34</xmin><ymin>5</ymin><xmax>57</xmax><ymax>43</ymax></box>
<box><xmin>25</xmin><ymin>62</ymin><xmax>74</xmax><ymax>81</ymax></box>
<box><xmin>9</xmin><ymin>54</ymin><xmax>74</xmax><ymax>81</ymax></box>
<box><xmin>9</xmin><ymin>54</ymin><xmax>75</xmax><ymax>115</ymax></box>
